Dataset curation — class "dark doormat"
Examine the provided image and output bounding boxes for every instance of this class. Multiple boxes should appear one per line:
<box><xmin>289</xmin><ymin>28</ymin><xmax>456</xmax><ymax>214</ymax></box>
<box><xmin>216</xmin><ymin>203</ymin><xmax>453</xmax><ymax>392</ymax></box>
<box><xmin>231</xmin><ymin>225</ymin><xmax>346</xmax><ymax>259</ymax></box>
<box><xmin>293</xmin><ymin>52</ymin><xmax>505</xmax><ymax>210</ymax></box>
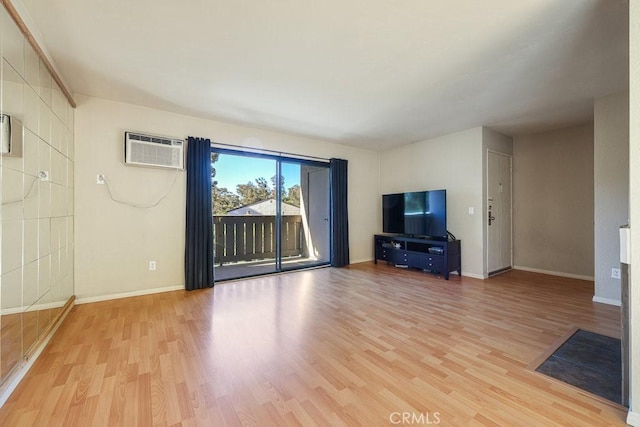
<box><xmin>535</xmin><ymin>329</ymin><xmax>622</xmax><ymax>405</ymax></box>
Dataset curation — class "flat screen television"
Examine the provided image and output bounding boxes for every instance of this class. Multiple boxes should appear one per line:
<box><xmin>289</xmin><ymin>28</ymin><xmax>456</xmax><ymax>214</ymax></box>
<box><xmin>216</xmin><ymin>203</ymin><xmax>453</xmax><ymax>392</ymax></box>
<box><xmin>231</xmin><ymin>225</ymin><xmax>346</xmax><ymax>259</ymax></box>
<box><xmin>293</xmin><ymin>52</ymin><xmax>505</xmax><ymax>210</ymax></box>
<box><xmin>382</xmin><ymin>190</ymin><xmax>447</xmax><ymax>239</ymax></box>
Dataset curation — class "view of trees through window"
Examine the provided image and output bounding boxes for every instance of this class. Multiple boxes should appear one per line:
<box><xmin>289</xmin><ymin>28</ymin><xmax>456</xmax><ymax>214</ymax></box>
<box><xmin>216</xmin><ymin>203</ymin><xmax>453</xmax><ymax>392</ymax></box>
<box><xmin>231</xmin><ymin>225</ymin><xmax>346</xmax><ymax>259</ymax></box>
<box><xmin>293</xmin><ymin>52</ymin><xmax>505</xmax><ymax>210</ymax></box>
<box><xmin>211</xmin><ymin>153</ymin><xmax>301</xmax><ymax>215</ymax></box>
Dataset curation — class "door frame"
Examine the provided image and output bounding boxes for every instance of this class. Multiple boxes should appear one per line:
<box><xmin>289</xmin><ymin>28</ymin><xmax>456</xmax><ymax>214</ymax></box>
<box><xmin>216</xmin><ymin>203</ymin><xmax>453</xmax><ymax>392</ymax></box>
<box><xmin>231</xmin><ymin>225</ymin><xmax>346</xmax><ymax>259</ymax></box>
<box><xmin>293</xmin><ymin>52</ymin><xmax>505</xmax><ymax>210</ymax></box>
<box><xmin>485</xmin><ymin>149</ymin><xmax>513</xmax><ymax>276</ymax></box>
<box><xmin>305</xmin><ymin>167</ymin><xmax>331</xmax><ymax>262</ymax></box>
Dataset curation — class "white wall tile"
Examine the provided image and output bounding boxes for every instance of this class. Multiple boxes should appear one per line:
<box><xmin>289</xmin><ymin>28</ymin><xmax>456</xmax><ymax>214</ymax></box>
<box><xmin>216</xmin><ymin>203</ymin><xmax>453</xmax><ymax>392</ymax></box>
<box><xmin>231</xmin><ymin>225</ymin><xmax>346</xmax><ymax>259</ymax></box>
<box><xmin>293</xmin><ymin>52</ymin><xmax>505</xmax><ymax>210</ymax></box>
<box><xmin>38</xmin><ymin>58</ymin><xmax>51</xmax><ymax>107</ymax></box>
<box><xmin>50</xmin><ymin>183</ymin><xmax>61</xmax><ymax>217</ymax></box>
<box><xmin>23</xmin><ymin>218</ymin><xmax>38</xmax><ymax>264</ymax></box>
<box><xmin>38</xmin><ymin>98</ymin><xmax>50</xmax><ymax>143</ymax></box>
<box><xmin>58</xmin><ymin>119</ymin><xmax>67</xmax><ymax>156</ymax></box>
<box><xmin>50</xmin><ymin>149</ymin><xmax>61</xmax><ymax>185</ymax></box>
<box><xmin>23</xmin><ymin>177</ymin><xmax>39</xmax><ymax>219</ymax></box>
<box><xmin>51</xmin><ymin>116</ymin><xmax>62</xmax><ymax>154</ymax></box>
<box><xmin>1</xmin><ymin>266</ymin><xmax>22</xmax><ymax>310</ymax></box>
<box><xmin>1</xmin><ymin>220</ymin><xmax>23</xmax><ymax>274</ymax></box>
<box><xmin>23</xmin><ymin>129</ymin><xmax>39</xmax><ymax>176</ymax></box>
<box><xmin>38</xmin><ymin>181</ymin><xmax>51</xmax><ymax>220</ymax></box>
<box><xmin>66</xmin><ymin>158</ymin><xmax>74</xmax><ymax>188</ymax></box>
<box><xmin>66</xmin><ymin>187</ymin><xmax>74</xmax><ymax>215</ymax></box>
<box><xmin>61</xmin><ymin>273</ymin><xmax>73</xmax><ymax>301</ymax></box>
<box><xmin>23</xmin><ymin>260</ymin><xmax>38</xmax><ymax>308</ymax></box>
<box><xmin>1</xmin><ymin>59</ymin><xmax>24</xmax><ymax>119</ymax></box>
<box><xmin>67</xmin><ymin>129</ymin><xmax>74</xmax><ymax>160</ymax></box>
<box><xmin>1</xmin><ymin>8</ymin><xmax>24</xmax><ymax>78</ymax></box>
<box><xmin>0</xmin><ymin>65</ymin><xmax>25</xmax><ymax>170</ymax></box>
<box><xmin>0</xmin><ymin>149</ymin><xmax>24</xmax><ymax>174</ymax></box>
<box><xmin>23</xmin><ymin>43</ymin><xmax>39</xmax><ymax>89</ymax></box>
<box><xmin>66</xmin><ymin>216</ymin><xmax>73</xmax><ymax>248</ymax></box>
<box><xmin>59</xmin><ymin>245</ymin><xmax>68</xmax><ymax>279</ymax></box>
<box><xmin>50</xmin><ymin>249</ymin><xmax>60</xmax><ymax>285</ymax></box>
<box><xmin>63</xmin><ymin>157</ymin><xmax>69</xmax><ymax>187</ymax></box>
<box><xmin>37</xmin><ymin>253</ymin><xmax>50</xmax><ymax>298</ymax></box>
<box><xmin>59</xmin><ymin>216</ymin><xmax>68</xmax><ymax>249</ymax></box>
<box><xmin>38</xmin><ymin>217</ymin><xmax>50</xmax><ymax>258</ymax></box>
<box><xmin>0</xmin><ymin>166</ymin><xmax>24</xmax><ymax>221</ymax></box>
<box><xmin>68</xmin><ymin>107</ymin><xmax>74</xmax><ymax>133</ymax></box>
<box><xmin>23</xmin><ymin>85</ymin><xmax>39</xmax><ymax>133</ymax></box>
<box><xmin>52</xmin><ymin>84</ymin><xmax>65</xmax><ymax>123</ymax></box>
<box><xmin>50</xmin><ymin>216</ymin><xmax>61</xmax><ymax>250</ymax></box>
<box><xmin>38</xmin><ymin>137</ymin><xmax>50</xmax><ymax>178</ymax></box>
<box><xmin>59</xmin><ymin>186</ymin><xmax>68</xmax><ymax>217</ymax></box>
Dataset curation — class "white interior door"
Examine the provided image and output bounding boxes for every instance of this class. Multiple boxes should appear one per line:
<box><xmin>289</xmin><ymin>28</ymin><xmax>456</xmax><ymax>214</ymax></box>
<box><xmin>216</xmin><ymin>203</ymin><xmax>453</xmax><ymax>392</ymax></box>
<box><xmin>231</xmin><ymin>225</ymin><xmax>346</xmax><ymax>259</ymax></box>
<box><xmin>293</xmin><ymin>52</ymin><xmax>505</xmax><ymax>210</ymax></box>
<box><xmin>487</xmin><ymin>151</ymin><xmax>512</xmax><ymax>275</ymax></box>
<box><xmin>308</xmin><ymin>168</ymin><xmax>330</xmax><ymax>261</ymax></box>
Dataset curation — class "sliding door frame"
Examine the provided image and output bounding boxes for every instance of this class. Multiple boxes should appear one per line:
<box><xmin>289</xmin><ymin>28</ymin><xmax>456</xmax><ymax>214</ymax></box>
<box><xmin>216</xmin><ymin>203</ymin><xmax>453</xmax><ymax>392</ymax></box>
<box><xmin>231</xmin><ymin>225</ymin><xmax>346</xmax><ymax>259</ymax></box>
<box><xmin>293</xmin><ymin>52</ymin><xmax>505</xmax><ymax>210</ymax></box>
<box><xmin>210</xmin><ymin>147</ymin><xmax>331</xmax><ymax>279</ymax></box>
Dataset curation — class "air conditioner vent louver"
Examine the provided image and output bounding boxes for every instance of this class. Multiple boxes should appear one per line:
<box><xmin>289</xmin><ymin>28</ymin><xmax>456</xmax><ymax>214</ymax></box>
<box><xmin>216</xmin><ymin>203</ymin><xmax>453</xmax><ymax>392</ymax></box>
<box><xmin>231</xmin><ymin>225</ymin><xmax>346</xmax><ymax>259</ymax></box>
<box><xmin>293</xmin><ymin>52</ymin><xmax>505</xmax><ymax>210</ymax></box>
<box><xmin>124</xmin><ymin>132</ymin><xmax>184</xmax><ymax>169</ymax></box>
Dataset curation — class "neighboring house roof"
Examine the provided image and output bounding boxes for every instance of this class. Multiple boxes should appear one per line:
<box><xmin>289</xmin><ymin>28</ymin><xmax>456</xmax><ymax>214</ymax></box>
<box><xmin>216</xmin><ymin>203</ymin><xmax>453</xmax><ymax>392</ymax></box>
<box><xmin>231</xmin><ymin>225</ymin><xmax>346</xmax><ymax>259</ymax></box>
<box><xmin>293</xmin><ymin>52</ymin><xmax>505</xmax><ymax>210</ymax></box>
<box><xmin>226</xmin><ymin>199</ymin><xmax>300</xmax><ymax>216</ymax></box>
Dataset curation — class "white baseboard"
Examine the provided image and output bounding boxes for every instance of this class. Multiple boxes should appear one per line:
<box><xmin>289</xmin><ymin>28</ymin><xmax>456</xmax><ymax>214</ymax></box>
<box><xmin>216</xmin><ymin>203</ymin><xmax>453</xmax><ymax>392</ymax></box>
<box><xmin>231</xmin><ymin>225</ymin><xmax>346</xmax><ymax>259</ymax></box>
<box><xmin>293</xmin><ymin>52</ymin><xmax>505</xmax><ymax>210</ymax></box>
<box><xmin>592</xmin><ymin>296</ymin><xmax>622</xmax><ymax>306</ymax></box>
<box><xmin>76</xmin><ymin>285</ymin><xmax>184</xmax><ymax>305</ymax></box>
<box><xmin>513</xmin><ymin>265</ymin><xmax>594</xmax><ymax>281</ymax></box>
<box><xmin>461</xmin><ymin>272</ymin><xmax>485</xmax><ymax>279</ymax></box>
<box><xmin>628</xmin><ymin>410</ymin><xmax>640</xmax><ymax>426</ymax></box>
<box><xmin>350</xmin><ymin>258</ymin><xmax>374</xmax><ymax>264</ymax></box>
<box><xmin>1</xmin><ymin>300</ymin><xmax>67</xmax><ymax>315</ymax></box>
<box><xmin>0</xmin><ymin>299</ymin><xmax>74</xmax><ymax>408</ymax></box>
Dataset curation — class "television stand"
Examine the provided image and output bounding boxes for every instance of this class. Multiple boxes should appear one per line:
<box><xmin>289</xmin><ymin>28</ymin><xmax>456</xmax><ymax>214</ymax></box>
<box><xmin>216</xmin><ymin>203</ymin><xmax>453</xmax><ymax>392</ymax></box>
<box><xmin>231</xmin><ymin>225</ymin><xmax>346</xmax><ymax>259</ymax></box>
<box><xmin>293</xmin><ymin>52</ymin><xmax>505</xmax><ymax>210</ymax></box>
<box><xmin>373</xmin><ymin>234</ymin><xmax>461</xmax><ymax>280</ymax></box>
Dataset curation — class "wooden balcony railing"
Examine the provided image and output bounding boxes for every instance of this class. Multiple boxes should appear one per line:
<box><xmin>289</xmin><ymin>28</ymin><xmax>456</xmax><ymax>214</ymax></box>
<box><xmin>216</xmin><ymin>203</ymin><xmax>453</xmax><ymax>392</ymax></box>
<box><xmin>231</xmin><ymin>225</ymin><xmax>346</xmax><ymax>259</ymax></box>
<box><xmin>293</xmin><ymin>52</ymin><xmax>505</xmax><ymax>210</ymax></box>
<box><xmin>213</xmin><ymin>215</ymin><xmax>303</xmax><ymax>264</ymax></box>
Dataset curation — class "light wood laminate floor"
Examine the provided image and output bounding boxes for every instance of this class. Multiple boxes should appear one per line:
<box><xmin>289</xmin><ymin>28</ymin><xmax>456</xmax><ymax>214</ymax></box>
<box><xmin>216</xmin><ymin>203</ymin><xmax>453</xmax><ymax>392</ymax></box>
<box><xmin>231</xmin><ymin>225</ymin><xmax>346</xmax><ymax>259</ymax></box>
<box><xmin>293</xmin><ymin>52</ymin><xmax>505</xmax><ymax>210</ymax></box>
<box><xmin>0</xmin><ymin>263</ymin><xmax>626</xmax><ymax>426</ymax></box>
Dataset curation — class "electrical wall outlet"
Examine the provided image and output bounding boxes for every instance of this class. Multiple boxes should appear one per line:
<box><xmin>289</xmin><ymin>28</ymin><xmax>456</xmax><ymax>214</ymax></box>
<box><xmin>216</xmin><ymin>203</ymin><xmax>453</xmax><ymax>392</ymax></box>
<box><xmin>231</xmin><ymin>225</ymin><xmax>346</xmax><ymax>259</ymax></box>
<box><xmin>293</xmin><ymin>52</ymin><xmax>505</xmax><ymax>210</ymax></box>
<box><xmin>149</xmin><ymin>261</ymin><xmax>157</xmax><ymax>271</ymax></box>
<box><xmin>96</xmin><ymin>174</ymin><xmax>105</xmax><ymax>185</ymax></box>
<box><xmin>468</xmin><ymin>207</ymin><xmax>475</xmax><ymax>215</ymax></box>
<box><xmin>611</xmin><ymin>268</ymin><xmax>621</xmax><ymax>279</ymax></box>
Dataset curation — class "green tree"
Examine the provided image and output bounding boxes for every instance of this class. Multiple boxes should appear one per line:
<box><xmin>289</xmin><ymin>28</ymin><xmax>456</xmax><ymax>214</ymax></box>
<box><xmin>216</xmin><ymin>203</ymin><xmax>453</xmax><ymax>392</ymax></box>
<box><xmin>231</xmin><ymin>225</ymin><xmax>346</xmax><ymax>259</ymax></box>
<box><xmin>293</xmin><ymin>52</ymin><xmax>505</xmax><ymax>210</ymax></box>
<box><xmin>283</xmin><ymin>184</ymin><xmax>300</xmax><ymax>207</ymax></box>
<box><xmin>210</xmin><ymin>154</ymin><xmax>301</xmax><ymax>214</ymax></box>
<box><xmin>210</xmin><ymin>152</ymin><xmax>219</xmax><ymax>186</ymax></box>
<box><xmin>236</xmin><ymin>177</ymin><xmax>271</xmax><ymax>206</ymax></box>
<box><xmin>212</xmin><ymin>186</ymin><xmax>241</xmax><ymax>215</ymax></box>
<box><xmin>211</xmin><ymin>152</ymin><xmax>243</xmax><ymax>215</ymax></box>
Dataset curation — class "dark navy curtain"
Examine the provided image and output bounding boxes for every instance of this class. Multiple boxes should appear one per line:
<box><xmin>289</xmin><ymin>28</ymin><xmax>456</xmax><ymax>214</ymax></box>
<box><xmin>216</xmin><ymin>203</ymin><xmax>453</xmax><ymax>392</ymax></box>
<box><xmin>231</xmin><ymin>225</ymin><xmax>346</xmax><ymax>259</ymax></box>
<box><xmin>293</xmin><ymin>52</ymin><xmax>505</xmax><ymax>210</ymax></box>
<box><xmin>185</xmin><ymin>137</ymin><xmax>214</xmax><ymax>290</ymax></box>
<box><xmin>330</xmin><ymin>158</ymin><xmax>350</xmax><ymax>267</ymax></box>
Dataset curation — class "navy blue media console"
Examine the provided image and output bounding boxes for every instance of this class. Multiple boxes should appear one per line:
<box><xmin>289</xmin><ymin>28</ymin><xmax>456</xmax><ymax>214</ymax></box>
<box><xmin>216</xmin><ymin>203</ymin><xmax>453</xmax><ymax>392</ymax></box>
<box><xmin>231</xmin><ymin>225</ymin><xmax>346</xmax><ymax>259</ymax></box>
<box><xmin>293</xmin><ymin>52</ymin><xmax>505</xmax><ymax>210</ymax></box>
<box><xmin>374</xmin><ymin>234</ymin><xmax>461</xmax><ymax>280</ymax></box>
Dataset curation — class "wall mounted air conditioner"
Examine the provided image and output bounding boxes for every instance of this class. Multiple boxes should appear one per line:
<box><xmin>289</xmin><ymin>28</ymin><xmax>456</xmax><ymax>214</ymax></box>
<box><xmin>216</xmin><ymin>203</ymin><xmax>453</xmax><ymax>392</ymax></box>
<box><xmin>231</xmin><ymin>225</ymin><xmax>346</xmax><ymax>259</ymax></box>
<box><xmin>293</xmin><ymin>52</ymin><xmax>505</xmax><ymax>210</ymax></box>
<box><xmin>1</xmin><ymin>114</ymin><xmax>23</xmax><ymax>157</ymax></box>
<box><xmin>124</xmin><ymin>131</ymin><xmax>184</xmax><ymax>169</ymax></box>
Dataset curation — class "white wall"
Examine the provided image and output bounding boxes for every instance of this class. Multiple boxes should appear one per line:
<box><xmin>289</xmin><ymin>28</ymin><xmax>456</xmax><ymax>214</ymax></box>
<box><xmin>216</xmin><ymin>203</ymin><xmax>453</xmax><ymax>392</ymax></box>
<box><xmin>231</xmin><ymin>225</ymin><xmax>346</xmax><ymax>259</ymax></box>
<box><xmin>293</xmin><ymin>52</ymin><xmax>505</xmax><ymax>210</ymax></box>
<box><xmin>379</xmin><ymin>127</ymin><xmax>484</xmax><ymax>278</ymax></box>
<box><xmin>628</xmin><ymin>2</ymin><xmax>640</xmax><ymax>424</ymax></box>
<box><xmin>513</xmin><ymin>124</ymin><xmax>594</xmax><ymax>279</ymax></box>
<box><xmin>594</xmin><ymin>91</ymin><xmax>629</xmax><ymax>305</ymax></box>
<box><xmin>74</xmin><ymin>95</ymin><xmax>380</xmax><ymax>300</ymax></box>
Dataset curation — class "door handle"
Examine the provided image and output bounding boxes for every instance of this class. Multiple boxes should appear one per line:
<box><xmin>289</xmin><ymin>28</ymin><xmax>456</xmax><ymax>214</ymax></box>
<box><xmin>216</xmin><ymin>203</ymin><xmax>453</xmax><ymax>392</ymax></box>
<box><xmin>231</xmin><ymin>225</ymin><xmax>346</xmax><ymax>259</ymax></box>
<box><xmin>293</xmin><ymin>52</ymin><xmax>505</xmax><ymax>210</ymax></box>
<box><xmin>488</xmin><ymin>212</ymin><xmax>496</xmax><ymax>226</ymax></box>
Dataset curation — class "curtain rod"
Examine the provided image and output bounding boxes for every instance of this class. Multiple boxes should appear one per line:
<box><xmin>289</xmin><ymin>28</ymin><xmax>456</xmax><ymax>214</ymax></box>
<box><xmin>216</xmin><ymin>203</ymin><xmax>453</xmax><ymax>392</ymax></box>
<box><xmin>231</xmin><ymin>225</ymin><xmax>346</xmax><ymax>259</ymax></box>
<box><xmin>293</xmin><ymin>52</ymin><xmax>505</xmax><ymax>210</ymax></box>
<box><xmin>207</xmin><ymin>140</ymin><xmax>330</xmax><ymax>163</ymax></box>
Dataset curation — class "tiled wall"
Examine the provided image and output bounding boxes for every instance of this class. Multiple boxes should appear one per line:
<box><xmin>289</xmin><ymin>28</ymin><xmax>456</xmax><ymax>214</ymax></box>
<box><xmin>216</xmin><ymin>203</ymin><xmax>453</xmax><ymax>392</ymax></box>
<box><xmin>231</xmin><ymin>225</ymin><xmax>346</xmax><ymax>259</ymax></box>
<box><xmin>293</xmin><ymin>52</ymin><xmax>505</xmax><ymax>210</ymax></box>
<box><xmin>0</xmin><ymin>5</ymin><xmax>74</xmax><ymax>383</ymax></box>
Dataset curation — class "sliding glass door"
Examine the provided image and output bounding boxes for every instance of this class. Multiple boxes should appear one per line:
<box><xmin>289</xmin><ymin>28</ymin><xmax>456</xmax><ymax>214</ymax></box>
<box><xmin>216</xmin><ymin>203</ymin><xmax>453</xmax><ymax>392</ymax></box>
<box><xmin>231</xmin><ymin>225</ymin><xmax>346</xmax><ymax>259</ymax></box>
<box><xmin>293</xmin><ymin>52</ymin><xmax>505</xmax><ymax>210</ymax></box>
<box><xmin>280</xmin><ymin>162</ymin><xmax>330</xmax><ymax>271</ymax></box>
<box><xmin>211</xmin><ymin>149</ymin><xmax>330</xmax><ymax>280</ymax></box>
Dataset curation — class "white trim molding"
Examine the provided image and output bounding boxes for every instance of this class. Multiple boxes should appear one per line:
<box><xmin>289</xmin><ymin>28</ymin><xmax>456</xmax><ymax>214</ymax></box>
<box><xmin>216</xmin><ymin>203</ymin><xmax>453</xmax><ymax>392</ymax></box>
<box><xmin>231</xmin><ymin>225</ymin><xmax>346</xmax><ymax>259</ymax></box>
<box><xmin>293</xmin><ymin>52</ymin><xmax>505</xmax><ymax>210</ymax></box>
<box><xmin>350</xmin><ymin>258</ymin><xmax>374</xmax><ymax>264</ymax></box>
<box><xmin>76</xmin><ymin>285</ymin><xmax>184</xmax><ymax>305</ymax></box>
<box><xmin>592</xmin><ymin>296</ymin><xmax>622</xmax><ymax>306</ymax></box>
<box><xmin>513</xmin><ymin>265</ymin><xmax>594</xmax><ymax>281</ymax></box>
<box><xmin>628</xmin><ymin>410</ymin><xmax>640</xmax><ymax>426</ymax></box>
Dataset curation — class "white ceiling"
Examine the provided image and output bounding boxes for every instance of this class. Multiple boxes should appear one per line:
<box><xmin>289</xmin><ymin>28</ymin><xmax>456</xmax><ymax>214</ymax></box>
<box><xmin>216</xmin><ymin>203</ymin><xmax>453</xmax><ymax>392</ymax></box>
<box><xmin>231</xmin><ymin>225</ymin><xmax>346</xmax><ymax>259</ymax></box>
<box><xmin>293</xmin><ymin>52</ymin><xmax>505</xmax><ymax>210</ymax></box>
<box><xmin>21</xmin><ymin>0</ymin><xmax>628</xmax><ymax>150</ymax></box>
